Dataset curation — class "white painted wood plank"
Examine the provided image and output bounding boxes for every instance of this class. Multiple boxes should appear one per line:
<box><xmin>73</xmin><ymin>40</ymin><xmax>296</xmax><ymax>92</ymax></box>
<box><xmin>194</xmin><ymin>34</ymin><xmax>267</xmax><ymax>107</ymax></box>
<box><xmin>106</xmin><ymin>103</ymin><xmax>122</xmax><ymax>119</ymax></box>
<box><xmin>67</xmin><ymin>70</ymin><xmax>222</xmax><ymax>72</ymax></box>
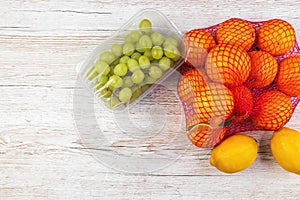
<box><xmin>1</xmin><ymin>0</ymin><xmax>300</xmax><ymax>36</ymax></box>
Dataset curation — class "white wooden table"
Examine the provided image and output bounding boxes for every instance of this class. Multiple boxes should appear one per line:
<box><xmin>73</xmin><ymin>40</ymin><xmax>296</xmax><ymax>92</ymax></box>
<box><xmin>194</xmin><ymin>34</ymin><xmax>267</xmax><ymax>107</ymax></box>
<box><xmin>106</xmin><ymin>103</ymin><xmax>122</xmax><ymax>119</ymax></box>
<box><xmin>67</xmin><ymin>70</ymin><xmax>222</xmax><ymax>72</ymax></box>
<box><xmin>1</xmin><ymin>1</ymin><xmax>300</xmax><ymax>199</ymax></box>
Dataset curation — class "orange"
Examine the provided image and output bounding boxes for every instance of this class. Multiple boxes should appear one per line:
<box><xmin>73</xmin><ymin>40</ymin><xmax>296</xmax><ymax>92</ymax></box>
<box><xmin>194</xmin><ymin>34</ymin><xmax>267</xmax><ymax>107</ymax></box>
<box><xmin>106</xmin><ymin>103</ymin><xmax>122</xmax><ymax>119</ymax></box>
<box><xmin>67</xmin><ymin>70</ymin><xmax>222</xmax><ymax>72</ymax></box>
<box><xmin>192</xmin><ymin>82</ymin><xmax>235</xmax><ymax>124</ymax></box>
<box><xmin>177</xmin><ymin>68</ymin><xmax>209</xmax><ymax>103</ymax></box>
<box><xmin>276</xmin><ymin>55</ymin><xmax>300</xmax><ymax>97</ymax></box>
<box><xmin>206</xmin><ymin>44</ymin><xmax>251</xmax><ymax>87</ymax></box>
<box><xmin>186</xmin><ymin>113</ymin><xmax>205</xmax><ymax>130</ymax></box>
<box><xmin>230</xmin><ymin>85</ymin><xmax>253</xmax><ymax>122</ymax></box>
<box><xmin>251</xmin><ymin>90</ymin><xmax>293</xmax><ymax>130</ymax></box>
<box><xmin>216</xmin><ymin>18</ymin><xmax>255</xmax><ymax>51</ymax></box>
<box><xmin>184</xmin><ymin>29</ymin><xmax>216</xmax><ymax>67</ymax></box>
<box><xmin>245</xmin><ymin>51</ymin><xmax>278</xmax><ymax>89</ymax></box>
<box><xmin>187</xmin><ymin>123</ymin><xmax>226</xmax><ymax>148</ymax></box>
<box><xmin>257</xmin><ymin>19</ymin><xmax>296</xmax><ymax>56</ymax></box>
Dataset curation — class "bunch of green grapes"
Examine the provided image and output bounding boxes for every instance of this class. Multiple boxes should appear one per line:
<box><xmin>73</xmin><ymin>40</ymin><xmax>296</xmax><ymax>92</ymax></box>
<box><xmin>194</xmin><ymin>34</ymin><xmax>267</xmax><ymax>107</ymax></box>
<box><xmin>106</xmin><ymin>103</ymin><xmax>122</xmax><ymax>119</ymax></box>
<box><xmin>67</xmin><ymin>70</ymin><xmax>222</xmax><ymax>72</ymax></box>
<box><xmin>86</xmin><ymin>19</ymin><xmax>181</xmax><ymax>109</ymax></box>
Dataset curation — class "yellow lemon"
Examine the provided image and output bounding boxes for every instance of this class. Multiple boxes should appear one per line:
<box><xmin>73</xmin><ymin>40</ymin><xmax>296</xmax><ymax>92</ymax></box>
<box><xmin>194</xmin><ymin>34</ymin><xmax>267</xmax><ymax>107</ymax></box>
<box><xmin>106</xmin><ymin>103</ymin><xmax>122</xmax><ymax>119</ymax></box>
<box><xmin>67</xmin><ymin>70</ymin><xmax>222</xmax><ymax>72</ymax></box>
<box><xmin>270</xmin><ymin>127</ymin><xmax>300</xmax><ymax>175</ymax></box>
<box><xmin>210</xmin><ymin>134</ymin><xmax>258</xmax><ymax>173</ymax></box>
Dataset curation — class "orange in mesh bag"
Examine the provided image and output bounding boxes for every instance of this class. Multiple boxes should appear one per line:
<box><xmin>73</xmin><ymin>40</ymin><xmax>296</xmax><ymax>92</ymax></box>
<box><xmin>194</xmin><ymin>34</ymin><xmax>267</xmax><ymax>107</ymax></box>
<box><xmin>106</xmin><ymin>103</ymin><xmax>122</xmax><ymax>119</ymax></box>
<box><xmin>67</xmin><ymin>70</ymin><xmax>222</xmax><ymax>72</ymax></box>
<box><xmin>178</xmin><ymin>67</ymin><xmax>235</xmax><ymax>147</ymax></box>
<box><xmin>230</xmin><ymin>85</ymin><xmax>253</xmax><ymax>123</ymax></box>
<box><xmin>245</xmin><ymin>51</ymin><xmax>278</xmax><ymax>89</ymax></box>
<box><xmin>276</xmin><ymin>55</ymin><xmax>300</xmax><ymax>97</ymax></box>
<box><xmin>205</xmin><ymin>43</ymin><xmax>251</xmax><ymax>87</ymax></box>
<box><xmin>216</xmin><ymin>18</ymin><xmax>255</xmax><ymax>51</ymax></box>
<box><xmin>251</xmin><ymin>90</ymin><xmax>293</xmax><ymax>131</ymax></box>
<box><xmin>184</xmin><ymin>29</ymin><xmax>216</xmax><ymax>67</ymax></box>
<box><xmin>178</xmin><ymin>18</ymin><xmax>300</xmax><ymax>148</ymax></box>
<box><xmin>257</xmin><ymin>19</ymin><xmax>296</xmax><ymax>56</ymax></box>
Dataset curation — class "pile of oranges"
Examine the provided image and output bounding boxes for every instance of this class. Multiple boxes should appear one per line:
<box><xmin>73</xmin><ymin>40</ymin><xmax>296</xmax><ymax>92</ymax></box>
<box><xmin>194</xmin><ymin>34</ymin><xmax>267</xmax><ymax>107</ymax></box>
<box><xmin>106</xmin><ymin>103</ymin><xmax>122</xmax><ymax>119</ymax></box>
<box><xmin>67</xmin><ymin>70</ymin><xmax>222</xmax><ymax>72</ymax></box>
<box><xmin>178</xmin><ymin>18</ymin><xmax>300</xmax><ymax>148</ymax></box>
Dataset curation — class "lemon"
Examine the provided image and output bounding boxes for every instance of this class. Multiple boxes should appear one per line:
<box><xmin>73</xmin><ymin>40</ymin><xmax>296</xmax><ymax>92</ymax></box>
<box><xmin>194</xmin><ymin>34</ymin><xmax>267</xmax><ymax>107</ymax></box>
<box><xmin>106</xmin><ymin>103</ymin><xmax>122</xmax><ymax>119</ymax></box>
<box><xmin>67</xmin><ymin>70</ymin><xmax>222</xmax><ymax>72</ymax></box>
<box><xmin>210</xmin><ymin>134</ymin><xmax>258</xmax><ymax>173</ymax></box>
<box><xmin>270</xmin><ymin>127</ymin><xmax>300</xmax><ymax>175</ymax></box>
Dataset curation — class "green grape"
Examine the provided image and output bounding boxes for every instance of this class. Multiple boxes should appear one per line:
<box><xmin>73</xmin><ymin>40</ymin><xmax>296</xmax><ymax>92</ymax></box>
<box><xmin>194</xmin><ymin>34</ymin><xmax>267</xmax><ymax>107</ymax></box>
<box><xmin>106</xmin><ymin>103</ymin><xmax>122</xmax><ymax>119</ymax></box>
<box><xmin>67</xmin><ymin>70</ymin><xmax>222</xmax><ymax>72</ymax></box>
<box><xmin>86</xmin><ymin>66</ymin><xmax>95</xmax><ymax>76</ymax></box>
<box><xmin>139</xmin><ymin>19</ymin><xmax>152</xmax><ymax>34</ymax></box>
<box><xmin>163</xmin><ymin>37</ymin><xmax>178</xmax><ymax>47</ymax></box>
<box><xmin>151</xmin><ymin>32</ymin><xmax>164</xmax><ymax>46</ymax></box>
<box><xmin>86</xmin><ymin>67</ymin><xmax>98</xmax><ymax>81</ymax></box>
<box><xmin>138</xmin><ymin>55</ymin><xmax>150</xmax><ymax>69</ymax></box>
<box><xmin>123</xmin><ymin>76</ymin><xmax>134</xmax><ymax>88</ymax></box>
<box><xmin>145</xmin><ymin>75</ymin><xmax>157</xmax><ymax>84</ymax></box>
<box><xmin>95</xmin><ymin>82</ymin><xmax>105</xmax><ymax>91</ymax></box>
<box><xmin>149</xmin><ymin>66</ymin><xmax>163</xmax><ymax>79</ymax></box>
<box><xmin>108</xmin><ymin>75</ymin><xmax>123</xmax><ymax>89</ymax></box>
<box><xmin>94</xmin><ymin>61</ymin><xmax>110</xmax><ymax>76</ymax></box>
<box><xmin>127</xmin><ymin>58</ymin><xmax>140</xmax><ymax>72</ymax></box>
<box><xmin>151</xmin><ymin>59</ymin><xmax>159</xmax><ymax>64</ymax></box>
<box><xmin>164</xmin><ymin>44</ymin><xmax>180</xmax><ymax>60</ymax></box>
<box><xmin>111</xmin><ymin>44</ymin><xmax>123</xmax><ymax>57</ymax></box>
<box><xmin>114</xmin><ymin>63</ymin><xmax>128</xmax><ymax>76</ymax></box>
<box><xmin>139</xmin><ymin>35</ymin><xmax>152</xmax><ymax>51</ymax></box>
<box><xmin>131</xmin><ymin>85</ymin><xmax>139</xmax><ymax>93</ymax></box>
<box><xmin>110</xmin><ymin>58</ymin><xmax>120</xmax><ymax>67</ymax></box>
<box><xmin>131</xmin><ymin>69</ymin><xmax>145</xmax><ymax>84</ymax></box>
<box><xmin>100</xmin><ymin>51</ymin><xmax>116</xmax><ymax>65</ymax></box>
<box><xmin>123</xmin><ymin>42</ymin><xmax>135</xmax><ymax>56</ymax></box>
<box><xmin>159</xmin><ymin>56</ymin><xmax>172</xmax><ymax>71</ymax></box>
<box><xmin>172</xmin><ymin>54</ymin><xmax>181</xmax><ymax>62</ymax></box>
<box><xmin>151</xmin><ymin>46</ymin><xmax>163</xmax><ymax>60</ymax></box>
<box><xmin>125</xmin><ymin>31</ymin><xmax>141</xmax><ymax>43</ymax></box>
<box><xmin>120</xmin><ymin>55</ymin><xmax>130</xmax><ymax>64</ymax></box>
<box><xmin>108</xmin><ymin>96</ymin><xmax>120</xmax><ymax>109</ymax></box>
<box><xmin>131</xmin><ymin>52</ymin><xmax>142</xmax><ymax>61</ymax></box>
<box><xmin>130</xmin><ymin>87</ymin><xmax>142</xmax><ymax>102</ymax></box>
<box><xmin>140</xmin><ymin>84</ymin><xmax>150</xmax><ymax>93</ymax></box>
<box><xmin>131</xmin><ymin>31</ymin><xmax>141</xmax><ymax>41</ymax></box>
<box><xmin>99</xmin><ymin>88</ymin><xmax>112</xmax><ymax>98</ymax></box>
<box><xmin>108</xmin><ymin>85</ymin><xmax>115</xmax><ymax>91</ymax></box>
<box><xmin>108</xmin><ymin>66</ymin><xmax>115</xmax><ymax>77</ymax></box>
<box><xmin>119</xmin><ymin>87</ymin><xmax>133</xmax><ymax>103</ymax></box>
<box><xmin>135</xmin><ymin>42</ymin><xmax>145</xmax><ymax>53</ymax></box>
<box><xmin>97</xmin><ymin>75</ymin><xmax>109</xmax><ymax>86</ymax></box>
<box><xmin>143</xmin><ymin>50</ymin><xmax>153</xmax><ymax>61</ymax></box>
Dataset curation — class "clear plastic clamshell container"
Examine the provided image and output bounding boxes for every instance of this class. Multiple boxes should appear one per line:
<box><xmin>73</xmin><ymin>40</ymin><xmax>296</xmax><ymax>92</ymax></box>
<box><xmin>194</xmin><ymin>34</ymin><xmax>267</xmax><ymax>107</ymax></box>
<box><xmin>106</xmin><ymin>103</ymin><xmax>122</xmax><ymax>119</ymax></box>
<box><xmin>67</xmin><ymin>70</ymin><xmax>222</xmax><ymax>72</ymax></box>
<box><xmin>77</xmin><ymin>8</ymin><xmax>184</xmax><ymax>111</ymax></box>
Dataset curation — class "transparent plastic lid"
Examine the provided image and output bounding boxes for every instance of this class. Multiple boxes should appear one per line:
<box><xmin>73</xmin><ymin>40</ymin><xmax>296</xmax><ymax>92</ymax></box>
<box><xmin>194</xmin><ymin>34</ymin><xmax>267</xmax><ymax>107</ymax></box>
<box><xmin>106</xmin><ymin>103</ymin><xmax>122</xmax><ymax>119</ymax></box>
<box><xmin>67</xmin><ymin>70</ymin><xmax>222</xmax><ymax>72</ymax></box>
<box><xmin>77</xmin><ymin>8</ymin><xmax>185</xmax><ymax>111</ymax></box>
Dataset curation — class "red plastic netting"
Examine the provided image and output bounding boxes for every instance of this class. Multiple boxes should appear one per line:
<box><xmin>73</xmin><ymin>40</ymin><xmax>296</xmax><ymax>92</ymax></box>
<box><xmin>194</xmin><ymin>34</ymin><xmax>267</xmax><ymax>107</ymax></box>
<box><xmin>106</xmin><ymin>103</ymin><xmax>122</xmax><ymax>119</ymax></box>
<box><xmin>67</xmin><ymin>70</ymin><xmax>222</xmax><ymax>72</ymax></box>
<box><xmin>177</xmin><ymin>18</ymin><xmax>300</xmax><ymax>148</ymax></box>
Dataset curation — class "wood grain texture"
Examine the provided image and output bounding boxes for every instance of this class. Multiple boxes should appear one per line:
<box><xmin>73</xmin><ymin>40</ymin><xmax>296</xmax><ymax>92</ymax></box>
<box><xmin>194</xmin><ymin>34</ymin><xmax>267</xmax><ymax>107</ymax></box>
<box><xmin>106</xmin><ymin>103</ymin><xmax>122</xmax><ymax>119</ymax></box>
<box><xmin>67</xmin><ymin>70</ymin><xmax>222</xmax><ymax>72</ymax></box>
<box><xmin>0</xmin><ymin>0</ymin><xmax>300</xmax><ymax>199</ymax></box>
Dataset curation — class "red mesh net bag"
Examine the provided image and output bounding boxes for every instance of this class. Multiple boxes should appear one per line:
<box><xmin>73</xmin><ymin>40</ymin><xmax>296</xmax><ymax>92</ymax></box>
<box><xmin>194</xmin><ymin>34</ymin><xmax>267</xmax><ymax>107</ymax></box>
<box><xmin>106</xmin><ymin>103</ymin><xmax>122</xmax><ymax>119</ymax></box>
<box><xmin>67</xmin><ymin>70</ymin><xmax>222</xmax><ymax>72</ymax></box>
<box><xmin>178</xmin><ymin>18</ymin><xmax>300</xmax><ymax>148</ymax></box>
